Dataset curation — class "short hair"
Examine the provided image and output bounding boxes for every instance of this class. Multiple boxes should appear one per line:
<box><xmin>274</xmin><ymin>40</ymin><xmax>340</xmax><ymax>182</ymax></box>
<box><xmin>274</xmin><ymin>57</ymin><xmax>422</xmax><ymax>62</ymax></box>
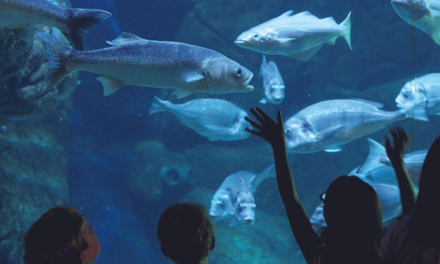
<box><xmin>23</xmin><ymin>206</ymin><xmax>89</xmax><ymax>264</ymax></box>
<box><xmin>157</xmin><ymin>202</ymin><xmax>215</xmax><ymax>263</ymax></box>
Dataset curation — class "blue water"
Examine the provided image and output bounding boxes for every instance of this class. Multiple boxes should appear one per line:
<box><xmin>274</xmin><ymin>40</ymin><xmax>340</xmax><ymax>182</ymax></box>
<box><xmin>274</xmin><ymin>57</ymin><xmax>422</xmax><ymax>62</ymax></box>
<box><xmin>8</xmin><ymin>0</ymin><xmax>440</xmax><ymax>263</ymax></box>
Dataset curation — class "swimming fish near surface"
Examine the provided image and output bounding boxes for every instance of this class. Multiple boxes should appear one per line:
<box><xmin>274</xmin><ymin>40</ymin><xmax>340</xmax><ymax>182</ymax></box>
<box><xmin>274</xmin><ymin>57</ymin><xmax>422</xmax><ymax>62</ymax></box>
<box><xmin>259</xmin><ymin>55</ymin><xmax>285</xmax><ymax>104</ymax></box>
<box><xmin>357</xmin><ymin>138</ymin><xmax>426</xmax><ymax>185</ymax></box>
<box><xmin>283</xmin><ymin>99</ymin><xmax>428</xmax><ymax>153</ymax></box>
<box><xmin>396</xmin><ymin>73</ymin><xmax>440</xmax><ymax>115</ymax></box>
<box><xmin>391</xmin><ymin>0</ymin><xmax>440</xmax><ymax>44</ymax></box>
<box><xmin>38</xmin><ymin>32</ymin><xmax>254</xmax><ymax>98</ymax></box>
<box><xmin>149</xmin><ymin>97</ymin><xmax>251</xmax><ymax>141</ymax></box>
<box><xmin>235</xmin><ymin>10</ymin><xmax>351</xmax><ymax>61</ymax></box>
<box><xmin>0</xmin><ymin>0</ymin><xmax>112</xmax><ymax>50</ymax></box>
<box><xmin>209</xmin><ymin>165</ymin><xmax>275</xmax><ymax>226</ymax></box>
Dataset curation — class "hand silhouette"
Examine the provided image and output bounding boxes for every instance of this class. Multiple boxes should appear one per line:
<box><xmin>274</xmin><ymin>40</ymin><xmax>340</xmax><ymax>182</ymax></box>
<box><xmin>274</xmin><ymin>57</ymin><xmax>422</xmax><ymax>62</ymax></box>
<box><xmin>385</xmin><ymin>126</ymin><xmax>409</xmax><ymax>164</ymax></box>
<box><xmin>244</xmin><ymin>107</ymin><xmax>285</xmax><ymax>147</ymax></box>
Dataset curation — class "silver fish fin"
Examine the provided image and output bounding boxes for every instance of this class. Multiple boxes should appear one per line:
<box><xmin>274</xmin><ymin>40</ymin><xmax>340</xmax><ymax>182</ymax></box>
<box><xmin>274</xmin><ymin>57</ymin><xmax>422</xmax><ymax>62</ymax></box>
<box><xmin>106</xmin><ymin>32</ymin><xmax>145</xmax><ymax>46</ymax></box>
<box><xmin>295</xmin><ymin>11</ymin><xmax>319</xmax><ymax>20</ymax></box>
<box><xmin>315</xmin><ymin>125</ymin><xmax>343</xmax><ymax>140</ymax></box>
<box><xmin>260</xmin><ymin>98</ymin><xmax>267</xmax><ymax>104</ymax></box>
<box><xmin>340</xmin><ymin>12</ymin><xmax>352</xmax><ymax>50</ymax></box>
<box><xmin>278</xmin><ymin>37</ymin><xmax>296</xmax><ymax>43</ymax></box>
<box><xmin>324</xmin><ymin>146</ymin><xmax>342</xmax><ymax>152</ymax></box>
<box><xmin>326</xmin><ymin>37</ymin><xmax>338</xmax><ymax>45</ymax></box>
<box><xmin>279</xmin><ymin>10</ymin><xmax>294</xmax><ymax>18</ymax></box>
<box><xmin>171</xmin><ymin>89</ymin><xmax>194</xmax><ymax>99</ymax></box>
<box><xmin>357</xmin><ymin>138</ymin><xmax>386</xmax><ymax>173</ymax></box>
<box><xmin>148</xmin><ymin>96</ymin><xmax>169</xmax><ymax>115</ymax></box>
<box><xmin>185</xmin><ymin>73</ymin><xmax>205</xmax><ymax>83</ymax></box>
<box><xmin>349</xmin><ymin>99</ymin><xmax>383</xmax><ymax>108</ymax></box>
<box><xmin>11</xmin><ymin>27</ymin><xmax>38</xmax><ymax>42</ymax></box>
<box><xmin>431</xmin><ymin>30</ymin><xmax>440</xmax><ymax>45</ymax></box>
<box><xmin>97</xmin><ymin>76</ymin><xmax>124</xmax><ymax>96</ymax></box>
<box><xmin>289</xmin><ymin>44</ymin><xmax>322</xmax><ymax>62</ymax></box>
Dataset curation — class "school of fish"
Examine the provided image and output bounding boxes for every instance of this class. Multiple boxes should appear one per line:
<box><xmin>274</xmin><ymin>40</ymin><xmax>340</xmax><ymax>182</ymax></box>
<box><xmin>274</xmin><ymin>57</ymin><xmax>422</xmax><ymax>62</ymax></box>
<box><xmin>2</xmin><ymin>0</ymin><xmax>440</xmax><ymax>227</ymax></box>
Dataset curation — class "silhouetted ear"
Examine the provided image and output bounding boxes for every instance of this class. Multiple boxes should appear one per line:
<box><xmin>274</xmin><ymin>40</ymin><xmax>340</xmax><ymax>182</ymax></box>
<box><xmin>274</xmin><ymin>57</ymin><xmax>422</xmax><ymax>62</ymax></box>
<box><xmin>210</xmin><ymin>236</ymin><xmax>216</xmax><ymax>251</ymax></box>
<box><xmin>81</xmin><ymin>252</ymin><xmax>86</xmax><ymax>263</ymax></box>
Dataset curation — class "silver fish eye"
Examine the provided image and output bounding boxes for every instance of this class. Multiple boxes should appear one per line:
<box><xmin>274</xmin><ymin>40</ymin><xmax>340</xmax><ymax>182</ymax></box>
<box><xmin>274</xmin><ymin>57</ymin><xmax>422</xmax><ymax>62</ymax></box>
<box><xmin>235</xmin><ymin>68</ymin><xmax>242</xmax><ymax>77</ymax></box>
<box><xmin>253</xmin><ymin>33</ymin><xmax>260</xmax><ymax>39</ymax></box>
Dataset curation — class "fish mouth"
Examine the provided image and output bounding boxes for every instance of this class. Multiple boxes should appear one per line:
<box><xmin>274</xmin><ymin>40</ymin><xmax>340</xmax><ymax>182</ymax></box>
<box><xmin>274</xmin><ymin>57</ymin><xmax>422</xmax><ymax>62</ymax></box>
<box><xmin>234</xmin><ymin>39</ymin><xmax>251</xmax><ymax>47</ymax></box>
<box><xmin>240</xmin><ymin>72</ymin><xmax>254</xmax><ymax>92</ymax></box>
<box><xmin>241</xmin><ymin>218</ymin><xmax>255</xmax><ymax>226</ymax></box>
<box><xmin>391</xmin><ymin>0</ymin><xmax>429</xmax><ymax>19</ymax></box>
<box><xmin>395</xmin><ymin>98</ymin><xmax>408</xmax><ymax>109</ymax></box>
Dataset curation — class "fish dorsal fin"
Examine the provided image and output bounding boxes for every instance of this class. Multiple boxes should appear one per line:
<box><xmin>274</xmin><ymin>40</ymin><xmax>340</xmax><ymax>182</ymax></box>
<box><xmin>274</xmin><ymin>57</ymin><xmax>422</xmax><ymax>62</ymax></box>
<box><xmin>322</xmin><ymin>17</ymin><xmax>336</xmax><ymax>23</ymax></box>
<box><xmin>349</xmin><ymin>99</ymin><xmax>384</xmax><ymax>108</ymax></box>
<box><xmin>279</xmin><ymin>10</ymin><xmax>294</xmax><ymax>18</ymax></box>
<box><xmin>289</xmin><ymin>44</ymin><xmax>322</xmax><ymax>62</ymax></box>
<box><xmin>171</xmin><ymin>89</ymin><xmax>194</xmax><ymax>99</ymax></box>
<box><xmin>295</xmin><ymin>11</ymin><xmax>319</xmax><ymax>20</ymax></box>
<box><xmin>106</xmin><ymin>32</ymin><xmax>145</xmax><ymax>46</ymax></box>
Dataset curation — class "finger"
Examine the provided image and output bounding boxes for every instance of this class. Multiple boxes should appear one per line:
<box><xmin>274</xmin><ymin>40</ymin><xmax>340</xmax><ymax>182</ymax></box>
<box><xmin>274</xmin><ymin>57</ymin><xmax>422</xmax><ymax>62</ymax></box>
<box><xmin>245</xmin><ymin>128</ymin><xmax>262</xmax><ymax>137</ymax></box>
<box><xmin>277</xmin><ymin>111</ymin><xmax>283</xmax><ymax>126</ymax></box>
<box><xmin>249</xmin><ymin>108</ymin><xmax>265</xmax><ymax>125</ymax></box>
<box><xmin>244</xmin><ymin>117</ymin><xmax>262</xmax><ymax>130</ymax></box>
<box><xmin>255</xmin><ymin>107</ymin><xmax>275</xmax><ymax>123</ymax></box>
<box><xmin>385</xmin><ymin>135</ymin><xmax>392</xmax><ymax>151</ymax></box>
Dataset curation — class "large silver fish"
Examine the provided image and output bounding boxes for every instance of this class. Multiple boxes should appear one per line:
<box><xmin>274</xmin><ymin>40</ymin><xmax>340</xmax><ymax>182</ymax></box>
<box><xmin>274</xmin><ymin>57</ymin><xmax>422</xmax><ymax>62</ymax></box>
<box><xmin>259</xmin><ymin>55</ymin><xmax>285</xmax><ymax>104</ymax></box>
<box><xmin>235</xmin><ymin>10</ymin><xmax>351</xmax><ymax>61</ymax></box>
<box><xmin>391</xmin><ymin>0</ymin><xmax>440</xmax><ymax>44</ymax></box>
<box><xmin>149</xmin><ymin>97</ymin><xmax>251</xmax><ymax>141</ymax></box>
<box><xmin>209</xmin><ymin>165</ymin><xmax>275</xmax><ymax>226</ymax></box>
<box><xmin>311</xmin><ymin>182</ymin><xmax>403</xmax><ymax>234</ymax></box>
<box><xmin>38</xmin><ymin>32</ymin><xmax>254</xmax><ymax>98</ymax></box>
<box><xmin>283</xmin><ymin>99</ymin><xmax>428</xmax><ymax>153</ymax></box>
<box><xmin>0</xmin><ymin>0</ymin><xmax>111</xmax><ymax>50</ymax></box>
<box><xmin>396</xmin><ymin>73</ymin><xmax>440</xmax><ymax>114</ymax></box>
<box><xmin>357</xmin><ymin>138</ymin><xmax>426</xmax><ymax>185</ymax></box>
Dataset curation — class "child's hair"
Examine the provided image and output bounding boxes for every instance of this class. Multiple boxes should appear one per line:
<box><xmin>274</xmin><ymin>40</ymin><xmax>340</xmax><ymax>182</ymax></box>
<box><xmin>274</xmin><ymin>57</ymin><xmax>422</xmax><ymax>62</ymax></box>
<box><xmin>157</xmin><ymin>201</ymin><xmax>215</xmax><ymax>263</ymax></box>
<box><xmin>23</xmin><ymin>206</ymin><xmax>90</xmax><ymax>264</ymax></box>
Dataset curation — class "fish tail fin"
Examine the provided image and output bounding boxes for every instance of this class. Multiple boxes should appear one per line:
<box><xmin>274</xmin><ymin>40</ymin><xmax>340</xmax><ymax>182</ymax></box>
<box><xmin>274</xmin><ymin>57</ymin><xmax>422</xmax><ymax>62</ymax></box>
<box><xmin>259</xmin><ymin>55</ymin><xmax>267</xmax><ymax>75</ymax></box>
<box><xmin>403</xmin><ymin>100</ymin><xmax>429</xmax><ymax>121</ymax></box>
<box><xmin>66</xmin><ymin>8</ymin><xmax>112</xmax><ymax>50</ymax></box>
<box><xmin>148</xmin><ymin>96</ymin><xmax>170</xmax><ymax>114</ymax></box>
<box><xmin>250</xmin><ymin>164</ymin><xmax>275</xmax><ymax>193</ymax></box>
<box><xmin>357</xmin><ymin>138</ymin><xmax>387</xmax><ymax>173</ymax></box>
<box><xmin>38</xmin><ymin>33</ymin><xmax>72</xmax><ymax>90</ymax></box>
<box><xmin>340</xmin><ymin>11</ymin><xmax>352</xmax><ymax>50</ymax></box>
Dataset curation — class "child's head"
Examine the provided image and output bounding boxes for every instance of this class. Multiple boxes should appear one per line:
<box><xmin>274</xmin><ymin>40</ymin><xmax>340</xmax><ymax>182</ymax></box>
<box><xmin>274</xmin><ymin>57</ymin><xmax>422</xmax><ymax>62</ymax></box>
<box><xmin>157</xmin><ymin>201</ymin><xmax>215</xmax><ymax>263</ymax></box>
<box><xmin>23</xmin><ymin>206</ymin><xmax>100</xmax><ymax>264</ymax></box>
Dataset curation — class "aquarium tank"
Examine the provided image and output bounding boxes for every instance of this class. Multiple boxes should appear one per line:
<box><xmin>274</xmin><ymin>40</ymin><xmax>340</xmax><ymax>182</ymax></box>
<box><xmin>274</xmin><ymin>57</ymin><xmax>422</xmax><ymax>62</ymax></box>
<box><xmin>0</xmin><ymin>0</ymin><xmax>438</xmax><ymax>263</ymax></box>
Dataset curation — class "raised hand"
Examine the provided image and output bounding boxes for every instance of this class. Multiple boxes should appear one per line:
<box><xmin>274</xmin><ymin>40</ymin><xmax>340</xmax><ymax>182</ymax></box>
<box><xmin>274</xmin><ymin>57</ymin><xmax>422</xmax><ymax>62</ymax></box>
<box><xmin>244</xmin><ymin>107</ymin><xmax>285</xmax><ymax>147</ymax></box>
<box><xmin>385</xmin><ymin>126</ymin><xmax>409</xmax><ymax>164</ymax></box>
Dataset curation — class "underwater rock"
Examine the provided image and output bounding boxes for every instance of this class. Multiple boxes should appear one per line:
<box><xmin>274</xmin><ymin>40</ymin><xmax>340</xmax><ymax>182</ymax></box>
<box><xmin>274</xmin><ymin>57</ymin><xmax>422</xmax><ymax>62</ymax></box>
<box><xmin>0</xmin><ymin>112</ymin><xmax>70</xmax><ymax>264</ymax></box>
<box><xmin>130</xmin><ymin>141</ymin><xmax>194</xmax><ymax>202</ymax></box>
<box><xmin>0</xmin><ymin>0</ymin><xmax>78</xmax><ymax>116</ymax></box>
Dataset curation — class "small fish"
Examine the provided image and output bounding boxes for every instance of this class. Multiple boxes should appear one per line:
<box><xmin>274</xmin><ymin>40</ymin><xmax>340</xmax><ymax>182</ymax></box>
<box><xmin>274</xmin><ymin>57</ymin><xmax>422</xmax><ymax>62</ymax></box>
<box><xmin>396</xmin><ymin>73</ymin><xmax>440</xmax><ymax>114</ymax></box>
<box><xmin>283</xmin><ymin>99</ymin><xmax>428</xmax><ymax>153</ymax></box>
<box><xmin>311</xmin><ymin>182</ymin><xmax>403</xmax><ymax>234</ymax></box>
<box><xmin>149</xmin><ymin>97</ymin><xmax>251</xmax><ymax>141</ymax></box>
<box><xmin>357</xmin><ymin>138</ymin><xmax>426</xmax><ymax>185</ymax></box>
<box><xmin>259</xmin><ymin>55</ymin><xmax>285</xmax><ymax>104</ymax></box>
<box><xmin>235</xmin><ymin>10</ymin><xmax>351</xmax><ymax>61</ymax></box>
<box><xmin>391</xmin><ymin>0</ymin><xmax>440</xmax><ymax>44</ymax></box>
<box><xmin>209</xmin><ymin>165</ymin><xmax>275</xmax><ymax>226</ymax></box>
<box><xmin>38</xmin><ymin>32</ymin><xmax>254</xmax><ymax>98</ymax></box>
<box><xmin>0</xmin><ymin>0</ymin><xmax>112</xmax><ymax>50</ymax></box>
